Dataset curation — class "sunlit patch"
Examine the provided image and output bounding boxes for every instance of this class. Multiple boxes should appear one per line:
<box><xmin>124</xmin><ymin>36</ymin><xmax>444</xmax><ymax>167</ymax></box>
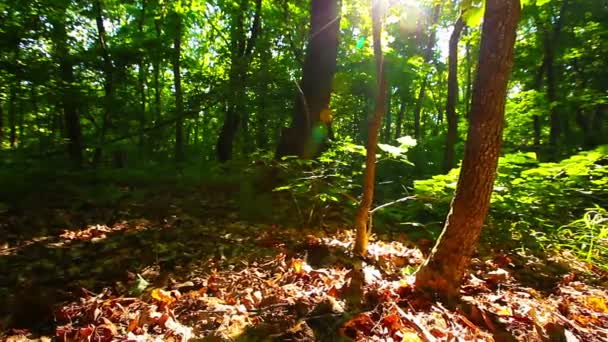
<box><xmin>388</xmin><ymin>0</ymin><xmax>422</xmax><ymax>33</ymax></box>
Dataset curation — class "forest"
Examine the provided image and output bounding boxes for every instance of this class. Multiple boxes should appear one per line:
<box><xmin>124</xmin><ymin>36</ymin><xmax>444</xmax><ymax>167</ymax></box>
<box><xmin>1</xmin><ymin>0</ymin><xmax>607</xmax><ymax>340</ymax></box>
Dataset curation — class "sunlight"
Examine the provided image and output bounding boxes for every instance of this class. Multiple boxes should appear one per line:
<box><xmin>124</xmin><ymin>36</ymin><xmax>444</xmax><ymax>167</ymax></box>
<box><xmin>390</xmin><ymin>0</ymin><xmax>422</xmax><ymax>33</ymax></box>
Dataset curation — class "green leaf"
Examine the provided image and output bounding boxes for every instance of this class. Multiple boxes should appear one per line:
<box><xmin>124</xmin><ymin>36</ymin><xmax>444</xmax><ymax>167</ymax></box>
<box><xmin>356</xmin><ymin>36</ymin><xmax>366</xmax><ymax>49</ymax></box>
<box><xmin>463</xmin><ymin>3</ymin><xmax>485</xmax><ymax>27</ymax></box>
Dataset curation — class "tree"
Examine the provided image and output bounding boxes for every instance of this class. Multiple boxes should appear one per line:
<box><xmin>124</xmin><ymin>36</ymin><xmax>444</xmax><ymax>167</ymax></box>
<box><xmin>443</xmin><ymin>16</ymin><xmax>465</xmax><ymax>173</ymax></box>
<box><xmin>415</xmin><ymin>0</ymin><xmax>521</xmax><ymax>302</ymax></box>
<box><xmin>92</xmin><ymin>0</ymin><xmax>115</xmax><ymax>166</ymax></box>
<box><xmin>353</xmin><ymin>0</ymin><xmax>387</xmax><ymax>256</ymax></box>
<box><xmin>170</xmin><ymin>10</ymin><xmax>185</xmax><ymax>164</ymax></box>
<box><xmin>49</xmin><ymin>2</ymin><xmax>83</xmax><ymax>167</ymax></box>
<box><xmin>276</xmin><ymin>0</ymin><xmax>340</xmax><ymax>159</ymax></box>
<box><xmin>412</xmin><ymin>4</ymin><xmax>441</xmax><ymax>142</ymax></box>
<box><xmin>216</xmin><ymin>0</ymin><xmax>262</xmax><ymax>162</ymax></box>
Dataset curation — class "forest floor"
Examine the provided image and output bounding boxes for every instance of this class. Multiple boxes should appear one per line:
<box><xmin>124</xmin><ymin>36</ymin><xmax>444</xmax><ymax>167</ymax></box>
<box><xmin>1</xmin><ymin>172</ymin><xmax>608</xmax><ymax>341</ymax></box>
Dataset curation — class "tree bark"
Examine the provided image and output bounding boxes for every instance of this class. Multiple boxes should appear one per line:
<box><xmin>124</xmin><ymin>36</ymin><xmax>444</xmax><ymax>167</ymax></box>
<box><xmin>354</xmin><ymin>0</ymin><xmax>387</xmax><ymax>256</ymax></box>
<box><xmin>412</xmin><ymin>5</ymin><xmax>441</xmax><ymax>142</ymax></box>
<box><xmin>171</xmin><ymin>12</ymin><xmax>185</xmax><ymax>164</ymax></box>
<box><xmin>50</xmin><ymin>8</ymin><xmax>83</xmax><ymax>167</ymax></box>
<box><xmin>415</xmin><ymin>0</ymin><xmax>520</xmax><ymax>303</ymax></box>
<box><xmin>9</xmin><ymin>79</ymin><xmax>17</xmax><ymax>149</ymax></box>
<box><xmin>276</xmin><ymin>0</ymin><xmax>340</xmax><ymax>159</ymax></box>
<box><xmin>216</xmin><ymin>0</ymin><xmax>262</xmax><ymax>162</ymax></box>
<box><xmin>545</xmin><ymin>0</ymin><xmax>569</xmax><ymax>155</ymax></box>
<box><xmin>394</xmin><ymin>89</ymin><xmax>406</xmax><ymax>139</ymax></box>
<box><xmin>92</xmin><ymin>0</ymin><xmax>114</xmax><ymax>166</ymax></box>
<box><xmin>443</xmin><ymin>16</ymin><xmax>465</xmax><ymax>173</ymax></box>
<box><xmin>138</xmin><ymin>0</ymin><xmax>147</xmax><ymax>158</ymax></box>
<box><xmin>0</xmin><ymin>99</ymin><xmax>3</xmax><ymax>142</ymax></box>
<box><xmin>383</xmin><ymin>85</ymin><xmax>393</xmax><ymax>142</ymax></box>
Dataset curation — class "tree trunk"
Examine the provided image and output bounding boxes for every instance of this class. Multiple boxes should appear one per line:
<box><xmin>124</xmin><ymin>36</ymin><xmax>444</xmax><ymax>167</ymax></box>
<box><xmin>464</xmin><ymin>30</ymin><xmax>472</xmax><ymax>120</ymax></box>
<box><xmin>172</xmin><ymin>12</ymin><xmax>185</xmax><ymax>164</ymax></box>
<box><xmin>443</xmin><ymin>16</ymin><xmax>465</xmax><ymax>173</ymax></box>
<box><xmin>276</xmin><ymin>0</ymin><xmax>340</xmax><ymax>159</ymax></box>
<box><xmin>415</xmin><ymin>0</ymin><xmax>520</xmax><ymax>303</ymax></box>
<box><xmin>51</xmin><ymin>11</ymin><xmax>83</xmax><ymax>167</ymax></box>
<box><xmin>153</xmin><ymin>16</ymin><xmax>162</xmax><ymax>123</ymax></box>
<box><xmin>383</xmin><ymin>85</ymin><xmax>393</xmax><ymax>142</ymax></box>
<box><xmin>546</xmin><ymin>0</ymin><xmax>569</xmax><ymax>156</ymax></box>
<box><xmin>93</xmin><ymin>0</ymin><xmax>114</xmax><ymax>166</ymax></box>
<box><xmin>354</xmin><ymin>0</ymin><xmax>387</xmax><ymax>256</ymax></box>
<box><xmin>9</xmin><ymin>80</ymin><xmax>17</xmax><ymax>149</ymax></box>
<box><xmin>216</xmin><ymin>0</ymin><xmax>262</xmax><ymax>162</ymax></box>
<box><xmin>138</xmin><ymin>0</ymin><xmax>147</xmax><ymax>158</ymax></box>
<box><xmin>0</xmin><ymin>99</ymin><xmax>3</xmax><ymax>142</ymax></box>
<box><xmin>394</xmin><ymin>90</ymin><xmax>406</xmax><ymax>139</ymax></box>
<box><xmin>412</xmin><ymin>5</ymin><xmax>441</xmax><ymax>142</ymax></box>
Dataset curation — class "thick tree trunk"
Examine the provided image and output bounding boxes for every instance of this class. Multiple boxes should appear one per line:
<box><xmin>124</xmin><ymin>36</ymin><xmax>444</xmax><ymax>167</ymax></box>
<box><xmin>276</xmin><ymin>0</ymin><xmax>340</xmax><ymax>159</ymax></box>
<box><xmin>354</xmin><ymin>0</ymin><xmax>387</xmax><ymax>256</ymax></box>
<box><xmin>216</xmin><ymin>0</ymin><xmax>262</xmax><ymax>162</ymax></box>
<box><xmin>412</xmin><ymin>5</ymin><xmax>441</xmax><ymax>141</ymax></box>
<box><xmin>172</xmin><ymin>13</ymin><xmax>185</xmax><ymax>164</ymax></box>
<box><xmin>93</xmin><ymin>0</ymin><xmax>114</xmax><ymax>166</ymax></box>
<box><xmin>415</xmin><ymin>0</ymin><xmax>520</xmax><ymax>303</ymax></box>
<box><xmin>443</xmin><ymin>17</ymin><xmax>465</xmax><ymax>173</ymax></box>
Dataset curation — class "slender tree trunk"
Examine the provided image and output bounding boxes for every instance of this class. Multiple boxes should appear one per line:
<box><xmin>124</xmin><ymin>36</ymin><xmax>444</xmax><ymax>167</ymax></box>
<box><xmin>0</xmin><ymin>99</ymin><xmax>3</xmax><ymax>142</ymax></box>
<box><xmin>394</xmin><ymin>90</ymin><xmax>406</xmax><ymax>139</ymax></box>
<box><xmin>415</xmin><ymin>0</ymin><xmax>520</xmax><ymax>303</ymax></box>
<box><xmin>354</xmin><ymin>0</ymin><xmax>387</xmax><ymax>256</ymax></box>
<box><xmin>153</xmin><ymin>17</ymin><xmax>162</xmax><ymax>123</ymax></box>
<box><xmin>412</xmin><ymin>5</ymin><xmax>441</xmax><ymax>141</ymax></box>
<box><xmin>546</xmin><ymin>0</ymin><xmax>569</xmax><ymax>156</ymax></box>
<box><xmin>138</xmin><ymin>0</ymin><xmax>147</xmax><ymax>158</ymax></box>
<box><xmin>51</xmin><ymin>11</ymin><xmax>83</xmax><ymax>166</ymax></box>
<box><xmin>464</xmin><ymin>31</ymin><xmax>472</xmax><ymax>120</ymax></box>
<box><xmin>443</xmin><ymin>16</ymin><xmax>465</xmax><ymax>173</ymax></box>
<box><xmin>216</xmin><ymin>0</ymin><xmax>262</xmax><ymax>162</ymax></box>
<box><xmin>383</xmin><ymin>85</ymin><xmax>393</xmax><ymax>142</ymax></box>
<box><xmin>9</xmin><ymin>81</ymin><xmax>17</xmax><ymax>149</ymax></box>
<box><xmin>93</xmin><ymin>0</ymin><xmax>114</xmax><ymax>166</ymax></box>
<box><xmin>171</xmin><ymin>12</ymin><xmax>185</xmax><ymax>164</ymax></box>
<box><xmin>276</xmin><ymin>0</ymin><xmax>340</xmax><ymax>159</ymax></box>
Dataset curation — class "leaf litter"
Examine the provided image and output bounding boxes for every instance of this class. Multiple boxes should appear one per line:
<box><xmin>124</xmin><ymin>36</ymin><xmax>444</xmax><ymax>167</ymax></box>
<box><xmin>2</xmin><ymin>188</ymin><xmax>608</xmax><ymax>341</ymax></box>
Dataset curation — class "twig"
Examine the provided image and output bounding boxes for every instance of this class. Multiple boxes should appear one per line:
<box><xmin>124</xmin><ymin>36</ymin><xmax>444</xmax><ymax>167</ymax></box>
<box><xmin>370</xmin><ymin>196</ymin><xmax>417</xmax><ymax>214</ymax></box>
<box><xmin>391</xmin><ymin>302</ymin><xmax>437</xmax><ymax>342</ymax></box>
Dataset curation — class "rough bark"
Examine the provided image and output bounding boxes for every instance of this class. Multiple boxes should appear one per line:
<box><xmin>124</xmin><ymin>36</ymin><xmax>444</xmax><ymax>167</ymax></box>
<box><xmin>443</xmin><ymin>17</ymin><xmax>465</xmax><ymax>173</ymax></box>
<box><xmin>412</xmin><ymin>5</ymin><xmax>441</xmax><ymax>141</ymax></box>
<box><xmin>92</xmin><ymin>0</ymin><xmax>114</xmax><ymax>166</ymax></box>
<box><xmin>276</xmin><ymin>0</ymin><xmax>340</xmax><ymax>159</ymax></box>
<box><xmin>354</xmin><ymin>0</ymin><xmax>387</xmax><ymax>256</ymax></box>
<box><xmin>216</xmin><ymin>0</ymin><xmax>262</xmax><ymax>162</ymax></box>
<box><xmin>172</xmin><ymin>12</ymin><xmax>185</xmax><ymax>164</ymax></box>
<box><xmin>415</xmin><ymin>0</ymin><xmax>520</xmax><ymax>303</ymax></box>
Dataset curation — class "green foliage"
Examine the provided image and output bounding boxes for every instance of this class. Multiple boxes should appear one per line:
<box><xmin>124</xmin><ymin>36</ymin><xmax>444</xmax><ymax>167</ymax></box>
<box><xmin>557</xmin><ymin>207</ymin><xmax>608</xmax><ymax>269</ymax></box>
<box><xmin>410</xmin><ymin>146</ymin><xmax>608</xmax><ymax>268</ymax></box>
